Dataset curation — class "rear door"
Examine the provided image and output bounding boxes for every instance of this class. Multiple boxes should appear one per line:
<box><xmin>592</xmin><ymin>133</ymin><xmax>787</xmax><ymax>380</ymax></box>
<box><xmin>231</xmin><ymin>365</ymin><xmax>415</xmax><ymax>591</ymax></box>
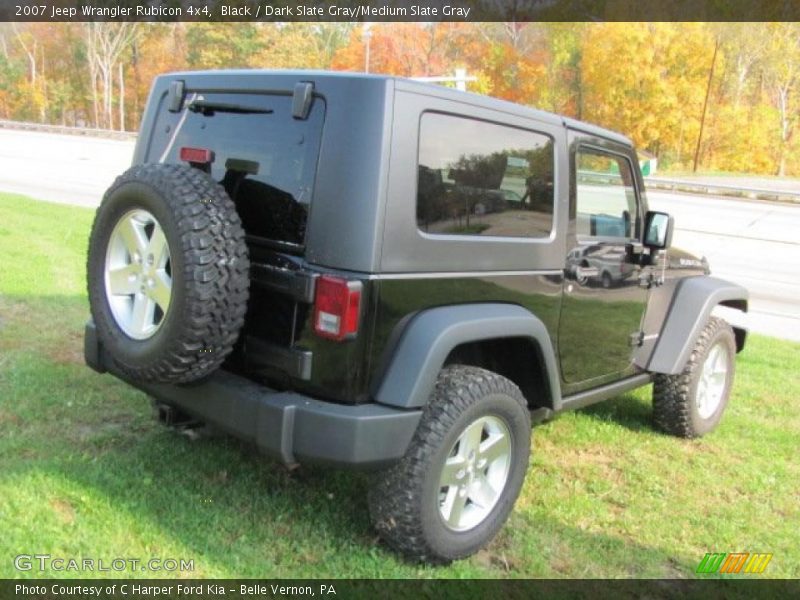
<box><xmin>557</xmin><ymin>132</ymin><xmax>648</xmax><ymax>391</ymax></box>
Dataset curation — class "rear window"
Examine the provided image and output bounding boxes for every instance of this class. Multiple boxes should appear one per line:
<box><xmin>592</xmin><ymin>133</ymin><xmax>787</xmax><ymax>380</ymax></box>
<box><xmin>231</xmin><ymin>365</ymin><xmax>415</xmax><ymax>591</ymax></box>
<box><xmin>151</xmin><ymin>91</ymin><xmax>324</xmax><ymax>249</ymax></box>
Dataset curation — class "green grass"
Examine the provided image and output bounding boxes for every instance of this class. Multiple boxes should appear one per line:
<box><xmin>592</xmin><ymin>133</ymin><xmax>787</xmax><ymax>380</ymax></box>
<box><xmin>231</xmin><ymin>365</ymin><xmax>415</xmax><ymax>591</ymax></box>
<box><xmin>1</xmin><ymin>192</ymin><xmax>798</xmax><ymax>579</ymax></box>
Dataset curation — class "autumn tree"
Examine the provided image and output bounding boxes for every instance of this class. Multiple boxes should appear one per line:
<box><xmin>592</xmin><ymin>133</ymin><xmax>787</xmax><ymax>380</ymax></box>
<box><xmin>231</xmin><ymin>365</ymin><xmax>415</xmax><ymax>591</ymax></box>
<box><xmin>760</xmin><ymin>23</ymin><xmax>800</xmax><ymax>175</ymax></box>
<box><xmin>581</xmin><ymin>23</ymin><xmax>714</xmax><ymax>167</ymax></box>
<box><xmin>186</xmin><ymin>23</ymin><xmax>266</xmax><ymax>69</ymax></box>
<box><xmin>0</xmin><ymin>22</ymin><xmax>797</xmax><ymax>176</ymax></box>
<box><xmin>538</xmin><ymin>23</ymin><xmax>585</xmax><ymax>116</ymax></box>
<box><xmin>84</xmin><ymin>23</ymin><xmax>140</xmax><ymax>129</ymax></box>
<box><xmin>331</xmin><ymin>23</ymin><xmax>470</xmax><ymax>78</ymax></box>
<box><xmin>257</xmin><ymin>23</ymin><xmax>353</xmax><ymax>69</ymax></box>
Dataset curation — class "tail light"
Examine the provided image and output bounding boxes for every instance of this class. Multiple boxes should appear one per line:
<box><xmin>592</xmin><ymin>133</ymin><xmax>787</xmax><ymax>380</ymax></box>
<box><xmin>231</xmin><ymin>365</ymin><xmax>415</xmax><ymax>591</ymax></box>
<box><xmin>179</xmin><ymin>146</ymin><xmax>214</xmax><ymax>164</ymax></box>
<box><xmin>313</xmin><ymin>275</ymin><xmax>362</xmax><ymax>341</ymax></box>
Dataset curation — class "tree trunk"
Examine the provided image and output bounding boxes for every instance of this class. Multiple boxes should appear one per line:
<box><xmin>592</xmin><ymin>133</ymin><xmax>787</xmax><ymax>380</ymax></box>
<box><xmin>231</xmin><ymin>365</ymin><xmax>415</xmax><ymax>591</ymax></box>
<box><xmin>84</xmin><ymin>23</ymin><xmax>139</xmax><ymax>130</ymax></box>
<box><xmin>105</xmin><ymin>67</ymin><xmax>113</xmax><ymax>129</ymax></box>
<box><xmin>91</xmin><ymin>72</ymin><xmax>99</xmax><ymax>128</ymax></box>
<box><xmin>777</xmin><ymin>87</ymin><xmax>789</xmax><ymax>177</ymax></box>
<box><xmin>119</xmin><ymin>62</ymin><xmax>125</xmax><ymax>131</ymax></box>
<box><xmin>131</xmin><ymin>36</ymin><xmax>140</xmax><ymax>130</ymax></box>
<box><xmin>39</xmin><ymin>44</ymin><xmax>47</xmax><ymax>123</ymax></box>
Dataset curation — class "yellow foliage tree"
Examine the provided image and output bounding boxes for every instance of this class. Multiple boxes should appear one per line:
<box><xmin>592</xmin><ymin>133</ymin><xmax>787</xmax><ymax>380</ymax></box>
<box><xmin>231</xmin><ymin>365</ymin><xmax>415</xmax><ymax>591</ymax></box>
<box><xmin>581</xmin><ymin>23</ymin><xmax>714</xmax><ymax>166</ymax></box>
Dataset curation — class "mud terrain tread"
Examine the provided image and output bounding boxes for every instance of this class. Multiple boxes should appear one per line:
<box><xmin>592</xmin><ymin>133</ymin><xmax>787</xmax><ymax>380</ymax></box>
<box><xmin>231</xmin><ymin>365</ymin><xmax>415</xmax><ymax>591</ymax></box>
<box><xmin>87</xmin><ymin>163</ymin><xmax>249</xmax><ymax>383</ymax></box>
<box><xmin>368</xmin><ymin>365</ymin><xmax>529</xmax><ymax>563</ymax></box>
<box><xmin>652</xmin><ymin>317</ymin><xmax>734</xmax><ymax>438</ymax></box>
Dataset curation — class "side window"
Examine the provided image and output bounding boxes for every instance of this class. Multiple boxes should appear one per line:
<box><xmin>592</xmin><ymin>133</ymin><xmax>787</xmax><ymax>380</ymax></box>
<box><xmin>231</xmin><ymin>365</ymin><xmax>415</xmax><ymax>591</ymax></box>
<box><xmin>416</xmin><ymin>113</ymin><xmax>554</xmax><ymax>238</ymax></box>
<box><xmin>575</xmin><ymin>149</ymin><xmax>638</xmax><ymax>239</ymax></box>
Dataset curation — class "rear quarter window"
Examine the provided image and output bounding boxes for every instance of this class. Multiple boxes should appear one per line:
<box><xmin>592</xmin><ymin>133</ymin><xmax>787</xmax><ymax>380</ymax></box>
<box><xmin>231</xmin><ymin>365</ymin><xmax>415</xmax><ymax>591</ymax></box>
<box><xmin>416</xmin><ymin>112</ymin><xmax>555</xmax><ymax>238</ymax></box>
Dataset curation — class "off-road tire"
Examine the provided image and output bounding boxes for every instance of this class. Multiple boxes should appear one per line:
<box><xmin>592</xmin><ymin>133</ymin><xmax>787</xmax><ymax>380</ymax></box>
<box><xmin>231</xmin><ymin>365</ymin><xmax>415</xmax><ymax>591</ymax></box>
<box><xmin>652</xmin><ymin>317</ymin><xmax>736</xmax><ymax>438</ymax></box>
<box><xmin>87</xmin><ymin>163</ymin><xmax>249</xmax><ymax>384</ymax></box>
<box><xmin>368</xmin><ymin>365</ymin><xmax>531</xmax><ymax>564</ymax></box>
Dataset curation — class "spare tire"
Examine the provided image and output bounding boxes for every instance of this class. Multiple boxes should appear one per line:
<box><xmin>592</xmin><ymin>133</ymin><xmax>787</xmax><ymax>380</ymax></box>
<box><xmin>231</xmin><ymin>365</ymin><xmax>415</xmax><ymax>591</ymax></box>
<box><xmin>87</xmin><ymin>163</ymin><xmax>250</xmax><ymax>384</ymax></box>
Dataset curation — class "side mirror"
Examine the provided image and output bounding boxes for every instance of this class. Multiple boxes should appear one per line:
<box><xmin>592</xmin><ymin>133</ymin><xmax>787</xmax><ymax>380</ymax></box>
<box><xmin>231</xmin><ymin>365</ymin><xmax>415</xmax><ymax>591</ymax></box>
<box><xmin>644</xmin><ymin>211</ymin><xmax>674</xmax><ymax>250</ymax></box>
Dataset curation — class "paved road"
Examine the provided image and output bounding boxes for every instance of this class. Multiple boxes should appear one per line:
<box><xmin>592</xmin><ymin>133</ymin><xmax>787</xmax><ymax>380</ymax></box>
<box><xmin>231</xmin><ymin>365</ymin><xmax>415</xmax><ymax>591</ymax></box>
<box><xmin>1</xmin><ymin>128</ymin><xmax>798</xmax><ymax>341</ymax></box>
<box><xmin>646</xmin><ymin>191</ymin><xmax>800</xmax><ymax>341</ymax></box>
<box><xmin>0</xmin><ymin>128</ymin><xmax>134</xmax><ymax>207</ymax></box>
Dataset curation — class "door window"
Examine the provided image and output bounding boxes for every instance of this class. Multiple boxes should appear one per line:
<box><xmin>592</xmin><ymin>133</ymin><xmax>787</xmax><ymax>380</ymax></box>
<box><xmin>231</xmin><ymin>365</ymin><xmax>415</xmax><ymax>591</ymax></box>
<box><xmin>575</xmin><ymin>149</ymin><xmax>638</xmax><ymax>239</ymax></box>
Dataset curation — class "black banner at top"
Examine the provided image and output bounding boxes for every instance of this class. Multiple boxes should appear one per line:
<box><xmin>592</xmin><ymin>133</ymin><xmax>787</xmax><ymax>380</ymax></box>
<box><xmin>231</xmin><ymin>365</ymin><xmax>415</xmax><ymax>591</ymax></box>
<box><xmin>2</xmin><ymin>0</ymin><xmax>800</xmax><ymax>22</ymax></box>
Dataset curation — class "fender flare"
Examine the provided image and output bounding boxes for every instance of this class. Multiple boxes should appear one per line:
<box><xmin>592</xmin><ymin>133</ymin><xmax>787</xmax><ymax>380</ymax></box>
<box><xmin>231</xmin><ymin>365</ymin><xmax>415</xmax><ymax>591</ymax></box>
<box><xmin>647</xmin><ymin>276</ymin><xmax>748</xmax><ymax>375</ymax></box>
<box><xmin>373</xmin><ymin>303</ymin><xmax>562</xmax><ymax>409</ymax></box>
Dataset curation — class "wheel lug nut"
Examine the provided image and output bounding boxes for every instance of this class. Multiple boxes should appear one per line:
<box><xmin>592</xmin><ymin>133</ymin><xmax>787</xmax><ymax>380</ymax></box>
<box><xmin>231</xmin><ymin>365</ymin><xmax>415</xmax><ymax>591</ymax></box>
<box><xmin>477</xmin><ymin>459</ymin><xmax>487</xmax><ymax>469</ymax></box>
<box><xmin>456</xmin><ymin>469</ymin><xmax>465</xmax><ymax>480</ymax></box>
<box><xmin>459</xmin><ymin>487</ymin><xmax>467</xmax><ymax>497</ymax></box>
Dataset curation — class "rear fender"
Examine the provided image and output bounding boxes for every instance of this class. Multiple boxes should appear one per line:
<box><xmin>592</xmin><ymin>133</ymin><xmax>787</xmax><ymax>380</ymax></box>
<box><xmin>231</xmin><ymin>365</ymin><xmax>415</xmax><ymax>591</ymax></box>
<box><xmin>373</xmin><ymin>303</ymin><xmax>562</xmax><ymax>409</ymax></box>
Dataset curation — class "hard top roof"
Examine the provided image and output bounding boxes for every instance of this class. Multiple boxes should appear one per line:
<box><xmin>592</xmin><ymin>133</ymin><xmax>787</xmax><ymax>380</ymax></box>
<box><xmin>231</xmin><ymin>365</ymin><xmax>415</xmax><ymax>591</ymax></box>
<box><xmin>164</xmin><ymin>69</ymin><xmax>632</xmax><ymax>146</ymax></box>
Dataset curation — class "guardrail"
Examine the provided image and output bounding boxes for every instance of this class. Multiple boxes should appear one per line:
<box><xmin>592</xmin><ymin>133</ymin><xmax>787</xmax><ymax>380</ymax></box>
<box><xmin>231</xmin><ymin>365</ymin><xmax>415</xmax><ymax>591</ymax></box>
<box><xmin>0</xmin><ymin>119</ymin><xmax>137</xmax><ymax>141</ymax></box>
<box><xmin>644</xmin><ymin>176</ymin><xmax>800</xmax><ymax>203</ymax></box>
<box><xmin>578</xmin><ymin>170</ymin><xmax>799</xmax><ymax>203</ymax></box>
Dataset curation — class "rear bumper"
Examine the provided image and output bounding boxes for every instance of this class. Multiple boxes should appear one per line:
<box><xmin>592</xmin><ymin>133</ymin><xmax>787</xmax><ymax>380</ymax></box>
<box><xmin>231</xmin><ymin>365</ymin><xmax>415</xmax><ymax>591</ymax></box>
<box><xmin>84</xmin><ymin>321</ymin><xmax>421</xmax><ymax>468</ymax></box>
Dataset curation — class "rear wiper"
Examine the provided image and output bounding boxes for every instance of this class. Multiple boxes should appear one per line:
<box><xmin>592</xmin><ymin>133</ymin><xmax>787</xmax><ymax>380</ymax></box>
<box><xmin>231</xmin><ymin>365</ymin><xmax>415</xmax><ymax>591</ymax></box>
<box><xmin>187</xmin><ymin>100</ymin><xmax>274</xmax><ymax>116</ymax></box>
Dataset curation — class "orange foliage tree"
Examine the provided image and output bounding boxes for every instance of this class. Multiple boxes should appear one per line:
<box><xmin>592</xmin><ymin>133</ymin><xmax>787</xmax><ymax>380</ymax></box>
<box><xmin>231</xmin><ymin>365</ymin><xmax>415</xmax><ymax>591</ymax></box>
<box><xmin>0</xmin><ymin>22</ymin><xmax>796</xmax><ymax>175</ymax></box>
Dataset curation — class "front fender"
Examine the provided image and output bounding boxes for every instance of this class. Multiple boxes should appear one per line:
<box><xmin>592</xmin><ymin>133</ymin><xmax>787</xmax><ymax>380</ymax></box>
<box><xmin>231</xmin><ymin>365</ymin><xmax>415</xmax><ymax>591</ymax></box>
<box><xmin>373</xmin><ymin>303</ymin><xmax>561</xmax><ymax>409</ymax></box>
<box><xmin>647</xmin><ymin>276</ymin><xmax>748</xmax><ymax>375</ymax></box>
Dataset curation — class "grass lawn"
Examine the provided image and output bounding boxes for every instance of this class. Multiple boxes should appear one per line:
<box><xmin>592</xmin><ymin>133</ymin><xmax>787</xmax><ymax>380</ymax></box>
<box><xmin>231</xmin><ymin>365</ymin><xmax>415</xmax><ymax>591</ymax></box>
<box><xmin>0</xmin><ymin>192</ymin><xmax>798</xmax><ymax>579</ymax></box>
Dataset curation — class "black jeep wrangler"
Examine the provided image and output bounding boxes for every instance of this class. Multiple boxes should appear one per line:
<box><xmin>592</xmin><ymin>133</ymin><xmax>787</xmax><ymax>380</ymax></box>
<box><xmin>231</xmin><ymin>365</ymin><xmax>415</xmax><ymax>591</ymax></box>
<box><xmin>84</xmin><ymin>71</ymin><xmax>748</xmax><ymax>563</ymax></box>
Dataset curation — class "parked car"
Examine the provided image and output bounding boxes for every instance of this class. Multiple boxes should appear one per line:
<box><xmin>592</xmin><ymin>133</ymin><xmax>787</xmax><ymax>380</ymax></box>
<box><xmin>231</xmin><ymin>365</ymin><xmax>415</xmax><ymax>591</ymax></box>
<box><xmin>566</xmin><ymin>244</ymin><xmax>636</xmax><ymax>288</ymax></box>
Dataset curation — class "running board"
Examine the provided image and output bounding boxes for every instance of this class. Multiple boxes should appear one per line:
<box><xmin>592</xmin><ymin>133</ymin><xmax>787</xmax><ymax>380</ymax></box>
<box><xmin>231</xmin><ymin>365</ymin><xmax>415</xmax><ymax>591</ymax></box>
<box><xmin>559</xmin><ymin>373</ymin><xmax>653</xmax><ymax>413</ymax></box>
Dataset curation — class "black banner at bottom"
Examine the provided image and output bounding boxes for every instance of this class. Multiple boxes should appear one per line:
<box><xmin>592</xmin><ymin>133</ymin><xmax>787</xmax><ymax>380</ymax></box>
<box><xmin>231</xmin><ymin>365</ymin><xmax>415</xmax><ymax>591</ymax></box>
<box><xmin>2</xmin><ymin>579</ymin><xmax>799</xmax><ymax>600</ymax></box>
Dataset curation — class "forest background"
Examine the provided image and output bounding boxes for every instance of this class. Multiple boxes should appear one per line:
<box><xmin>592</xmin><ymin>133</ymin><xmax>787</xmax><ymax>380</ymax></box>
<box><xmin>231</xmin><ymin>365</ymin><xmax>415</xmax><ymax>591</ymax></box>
<box><xmin>0</xmin><ymin>22</ymin><xmax>798</xmax><ymax>176</ymax></box>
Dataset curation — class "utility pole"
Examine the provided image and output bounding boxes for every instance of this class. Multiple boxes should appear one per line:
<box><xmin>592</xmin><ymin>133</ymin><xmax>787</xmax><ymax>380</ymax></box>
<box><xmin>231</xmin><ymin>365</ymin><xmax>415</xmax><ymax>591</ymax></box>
<box><xmin>693</xmin><ymin>38</ymin><xmax>719</xmax><ymax>173</ymax></box>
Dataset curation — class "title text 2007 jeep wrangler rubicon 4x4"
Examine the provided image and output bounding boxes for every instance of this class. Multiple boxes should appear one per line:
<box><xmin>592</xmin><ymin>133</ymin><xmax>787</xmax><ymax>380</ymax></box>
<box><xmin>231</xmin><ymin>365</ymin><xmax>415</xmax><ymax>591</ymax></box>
<box><xmin>85</xmin><ymin>71</ymin><xmax>748</xmax><ymax>563</ymax></box>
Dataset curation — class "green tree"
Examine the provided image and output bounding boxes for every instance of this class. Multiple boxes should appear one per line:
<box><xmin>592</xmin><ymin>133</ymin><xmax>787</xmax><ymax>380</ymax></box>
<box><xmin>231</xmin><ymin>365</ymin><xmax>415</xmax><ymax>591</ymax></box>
<box><xmin>186</xmin><ymin>23</ymin><xmax>264</xmax><ymax>69</ymax></box>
